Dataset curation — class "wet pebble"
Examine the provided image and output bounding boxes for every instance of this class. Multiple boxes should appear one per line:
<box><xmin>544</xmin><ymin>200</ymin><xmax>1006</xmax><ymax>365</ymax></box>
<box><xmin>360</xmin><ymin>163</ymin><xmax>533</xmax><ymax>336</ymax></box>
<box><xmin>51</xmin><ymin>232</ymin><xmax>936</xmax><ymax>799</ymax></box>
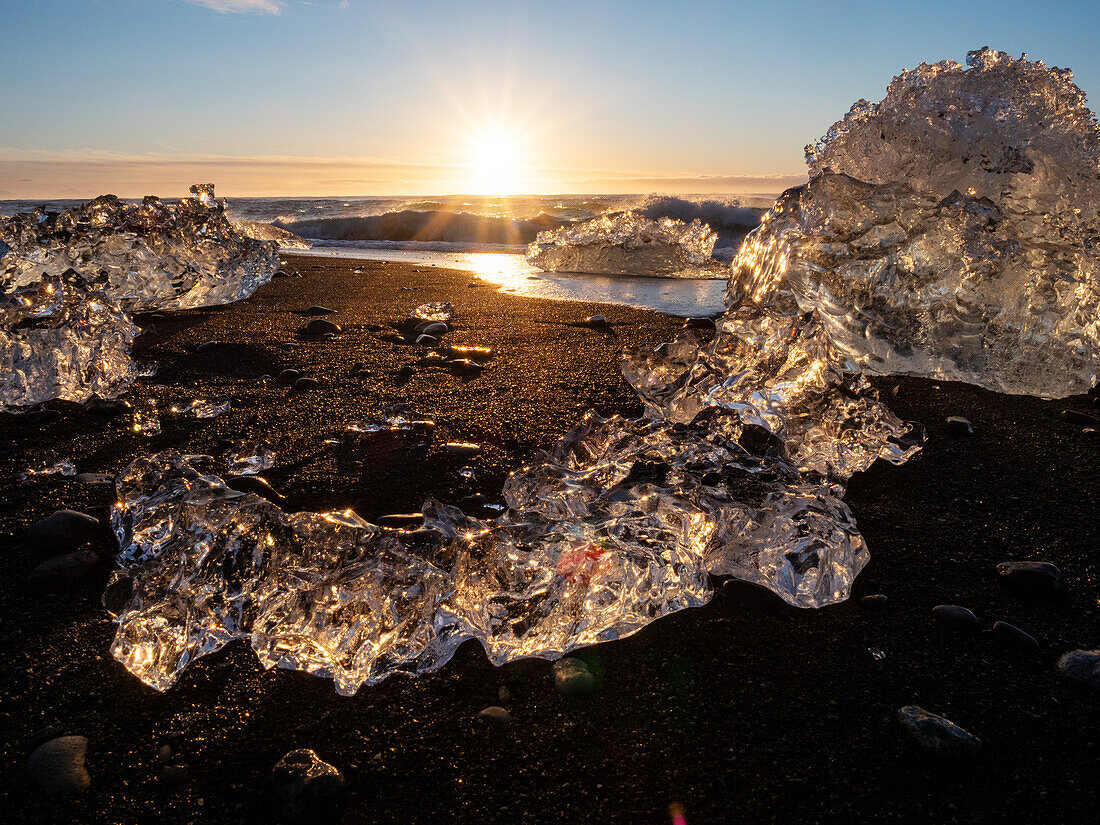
<box><xmin>293</xmin><ymin>377</ymin><xmax>320</xmax><ymax>393</ymax></box>
<box><xmin>301</xmin><ymin>318</ymin><xmax>341</xmax><ymax>336</ymax></box>
<box><xmin>397</xmin><ymin>365</ymin><xmax>415</xmax><ymax>379</ymax></box>
<box><xmin>859</xmin><ymin>594</ymin><xmax>888</xmax><ymax>609</ymax></box>
<box><xmin>477</xmin><ymin>706</ymin><xmax>512</xmax><ymax>726</ymax></box>
<box><xmin>419</xmin><ymin>322</ymin><xmax>449</xmax><ymax>337</ymax></box>
<box><xmin>1057</xmin><ymin>649</ymin><xmax>1100</xmax><ymax>690</ymax></box>
<box><xmin>195</xmin><ymin>340</ymin><xmax>220</xmax><ymax>353</ymax></box>
<box><xmin>583</xmin><ymin>314</ymin><xmax>610</xmax><ymax>328</ymax></box>
<box><xmin>444</xmin><ymin>442</ymin><xmax>482</xmax><ymax>458</ymax></box>
<box><xmin>945</xmin><ymin>416</ymin><xmax>974</xmax><ymax>435</ymax></box>
<box><xmin>75</xmin><ymin>472</ymin><xmax>113</xmax><ymax>486</ymax></box>
<box><xmin>995</xmin><ymin>560</ymin><xmax>1061</xmax><ymax>594</ymax></box>
<box><xmin>553</xmin><ymin>658</ymin><xmax>596</xmax><ymax>696</ymax></box>
<box><xmin>932</xmin><ymin>604</ymin><xmax>979</xmax><ymax>631</ymax></box>
<box><xmin>277</xmin><ymin>369</ymin><xmax>301</xmax><ymax>386</ymax></box>
<box><xmin>304</xmin><ymin>305</ymin><xmax>336</xmax><ymax>316</ymax></box>
<box><xmin>271</xmin><ymin>750</ymin><xmax>345</xmax><ymax>810</ymax></box>
<box><xmin>27</xmin><ymin>510</ymin><xmax>101</xmax><ymax>551</ymax></box>
<box><xmin>897</xmin><ymin>706</ymin><xmax>981</xmax><ymax>759</ymax></box>
<box><xmin>25</xmin><ymin>408</ymin><xmax>63</xmax><ymax>425</ymax></box>
<box><xmin>28</xmin><ymin>736</ymin><xmax>90</xmax><ymax>797</ymax></box>
<box><xmin>446</xmin><ymin>359</ymin><xmax>484</xmax><ymax>374</ymax></box>
<box><xmin>1061</xmin><ymin>408</ymin><xmax>1100</xmax><ymax>426</ymax></box>
<box><xmin>415</xmin><ymin>334</ymin><xmax>439</xmax><ymax>347</ymax></box>
<box><xmin>28</xmin><ymin>550</ymin><xmax>101</xmax><ymax>593</ymax></box>
<box><xmin>992</xmin><ymin>620</ymin><xmax>1039</xmax><ymax>653</ymax></box>
<box><xmin>85</xmin><ymin>397</ymin><xmax>131</xmax><ymax>417</ymax></box>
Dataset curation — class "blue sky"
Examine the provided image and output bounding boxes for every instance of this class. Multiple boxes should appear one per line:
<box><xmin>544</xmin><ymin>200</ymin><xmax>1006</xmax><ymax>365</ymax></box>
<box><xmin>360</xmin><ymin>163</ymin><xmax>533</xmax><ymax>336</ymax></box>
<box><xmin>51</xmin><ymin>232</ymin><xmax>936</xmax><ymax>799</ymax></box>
<box><xmin>2</xmin><ymin>0</ymin><xmax>1098</xmax><ymax>196</ymax></box>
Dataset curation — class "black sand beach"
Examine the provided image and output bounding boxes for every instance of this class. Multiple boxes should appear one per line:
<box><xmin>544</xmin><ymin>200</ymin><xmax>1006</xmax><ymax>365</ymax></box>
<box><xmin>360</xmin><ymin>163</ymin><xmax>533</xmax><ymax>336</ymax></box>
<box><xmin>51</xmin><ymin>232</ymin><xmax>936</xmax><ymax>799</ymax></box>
<box><xmin>1</xmin><ymin>254</ymin><xmax>1097</xmax><ymax>823</ymax></box>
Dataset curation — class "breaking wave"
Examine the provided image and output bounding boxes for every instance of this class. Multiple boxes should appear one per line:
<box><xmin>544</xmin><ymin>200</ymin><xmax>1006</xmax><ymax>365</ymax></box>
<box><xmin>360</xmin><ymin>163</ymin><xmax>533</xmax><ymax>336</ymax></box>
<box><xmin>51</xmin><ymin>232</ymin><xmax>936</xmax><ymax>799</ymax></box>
<box><xmin>275</xmin><ymin>210</ymin><xmax>569</xmax><ymax>246</ymax></box>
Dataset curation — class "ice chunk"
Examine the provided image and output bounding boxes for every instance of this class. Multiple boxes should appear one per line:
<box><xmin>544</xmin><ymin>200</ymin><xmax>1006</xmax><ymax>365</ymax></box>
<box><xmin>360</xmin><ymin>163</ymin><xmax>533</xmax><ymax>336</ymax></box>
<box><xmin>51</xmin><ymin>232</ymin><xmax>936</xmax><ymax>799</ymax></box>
<box><xmin>739</xmin><ymin>49</ymin><xmax>1100</xmax><ymax>397</ymax></box>
<box><xmin>21</xmin><ymin>458</ymin><xmax>77</xmax><ymax>481</ymax></box>
<box><xmin>1</xmin><ymin>265</ymin><xmax>139</xmax><ymax>409</ymax></box>
<box><xmin>0</xmin><ymin>185</ymin><xmax>278</xmax><ymax>314</ymax></box>
<box><xmin>233</xmin><ymin>220</ymin><xmax>313</xmax><ymax>250</ymax></box>
<box><xmin>227</xmin><ymin>441</ymin><xmax>276</xmax><ymax>475</ymax></box>
<box><xmin>409</xmin><ymin>302</ymin><xmax>455</xmax><ymax>323</ymax></box>
<box><xmin>527</xmin><ymin>213</ymin><xmax>722</xmax><ymax>277</ymax></box>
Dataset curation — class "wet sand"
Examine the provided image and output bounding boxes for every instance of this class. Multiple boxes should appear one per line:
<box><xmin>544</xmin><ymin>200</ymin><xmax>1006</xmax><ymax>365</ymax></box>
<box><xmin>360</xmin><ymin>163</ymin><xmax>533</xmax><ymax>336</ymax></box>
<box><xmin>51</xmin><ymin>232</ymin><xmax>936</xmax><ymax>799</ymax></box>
<box><xmin>0</xmin><ymin>254</ymin><xmax>1097</xmax><ymax>824</ymax></box>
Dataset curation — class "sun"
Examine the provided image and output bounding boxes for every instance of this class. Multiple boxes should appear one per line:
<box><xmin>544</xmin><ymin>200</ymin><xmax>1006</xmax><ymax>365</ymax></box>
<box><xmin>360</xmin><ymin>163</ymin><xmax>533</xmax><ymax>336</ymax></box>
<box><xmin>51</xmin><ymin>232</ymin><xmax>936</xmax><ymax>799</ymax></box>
<box><xmin>466</xmin><ymin>129</ymin><xmax>526</xmax><ymax>195</ymax></box>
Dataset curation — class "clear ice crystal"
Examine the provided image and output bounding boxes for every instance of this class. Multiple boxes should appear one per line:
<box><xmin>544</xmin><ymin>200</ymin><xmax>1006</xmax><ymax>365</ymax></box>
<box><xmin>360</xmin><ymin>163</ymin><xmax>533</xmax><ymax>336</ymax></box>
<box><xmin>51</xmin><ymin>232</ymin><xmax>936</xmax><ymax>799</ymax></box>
<box><xmin>527</xmin><ymin>213</ymin><xmax>722</xmax><ymax>277</ymax></box>
<box><xmin>0</xmin><ymin>185</ymin><xmax>278</xmax><ymax>410</ymax></box>
<box><xmin>409</xmin><ymin>302</ymin><xmax>455</xmax><ymax>322</ymax></box>
<box><xmin>232</xmin><ymin>220</ymin><xmax>313</xmax><ymax>250</ymax></box>
<box><xmin>227</xmin><ymin>441</ymin><xmax>276</xmax><ymax>475</ymax></box>
<box><xmin>21</xmin><ymin>458</ymin><xmax>77</xmax><ymax>481</ymax></box>
<box><xmin>170</xmin><ymin>398</ymin><xmax>230</xmax><ymax>419</ymax></box>
<box><xmin>742</xmin><ymin>49</ymin><xmax>1100</xmax><ymax>397</ymax></box>
<box><xmin>0</xmin><ymin>185</ymin><xmax>278</xmax><ymax>314</ymax></box>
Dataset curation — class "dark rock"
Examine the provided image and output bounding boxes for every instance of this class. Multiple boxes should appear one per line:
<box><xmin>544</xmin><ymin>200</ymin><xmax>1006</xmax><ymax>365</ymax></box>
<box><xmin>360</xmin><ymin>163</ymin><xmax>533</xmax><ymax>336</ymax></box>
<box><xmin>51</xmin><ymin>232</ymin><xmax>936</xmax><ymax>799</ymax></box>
<box><xmin>583</xmin><ymin>314</ymin><xmax>610</xmax><ymax>327</ymax></box>
<box><xmin>945</xmin><ymin>416</ymin><xmax>974</xmax><ymax>435</ymax></box>
<box><xmin>277</xmin><ymin>369</ymin><xmax>301</xmax><ymax>386</ymax></box>
<box><xmin>27</xmin><ymin>510</ymin><xmax>101</xmax><ymax>551</ymax></box>
<box><xmin>25</xmin><ymin>408</ymin><xmax>63</xmax><ymax>425</ymax></box>
<box><xmin>195</xmin><ymin>340</ymin><xmax>220</xmax><ymax>353</ymax></box>
<box><xmin>272</xmin><ymin>750</ymin><xmax>345</xmax><ymax>810</ymax></box>
<box><xmin>28</xmin><ymin>550</ymin><xmax>101</xmax><ymax>593</ymax></box>
<box><xmin>444</xmin><ymin>442</ymin><xmax>482</xmax><ymax>458</ymax></box>
<box><xmin>1061</xmin><ymin>409</ymin><xmax>1100</xmax><ymax>426</ymax></box>
<box><xmin>859</xmin><ymin>594</ymin><xmax>888</xmax><ymax>609</ymax></box>
<box><xmin>995</xmin><ymin>560</ymin><xmax>1062</xmax><ymax>593</ymax></box>
<box><xmin>552</xmin><ymin>658</ymin><xmax>595</xmax><ymax>696</ymax></box>
<box><xmin>304</xmin><ymin>305</ymin><xmax>336</xmax><ymax>316</ymax></box>
<box><xmin>897</xmin><ymin>706</ymin><xmax>981</xmax><ymax>759</ymax></box>
<box><xmin>932</xmin><ymin>604</ymin><xmax>979</xmax><ymax>631</ymax></box>
<box><xmin>992</xmin><ymin>620</ymin><xmax>1039</xmax><ymax>652</ymax></box>
<box><xmin>227</xmin><ymin>475</ymin><xmax>285</xmax><ymax>504</ymax></box>
<box><xmin>159</xmin><ymin>765</ymin><xmax>190</xmax><ymax>785</ymax></box>
<box><xmin>477</xmin><ymin>706</ymin><xmax>512</xmax><ymax>726</ymax></box>
<box><xmin>85</xmin><ymin>396</ymin><xmax>132</xmax><ymax>417</ymax></box>
<box><xmin>415</xmin><ymin>334</ymin><xmax>439</xmax><ymax>347</ymax></box>
<box><xmin>446</xmin><ymin>358</ymin><xmax>484</xmax><ymax>374</ymax></box>
<box><xmin>301</xmin><ymin>318</ymin><xmax>341</xmax><ymax>336</ymax></box>
<box><xmin>293</xmin><ymin>377</ymin><xmax>320</xmax><ymax>393</ymax></box>
<box><xmin>682</xmin><ymin>317</ymin><xmax>716</xmax><ymax>330</ymax></box>
<box><xmin>75</xmin><ymin>472</ymin><xmax>113</xmax><ymax>486</ymax></box>
<box><xmin>1057</xmin><ymin>649</ymin><xmax>1100</xmax><ymax>690</ymax></box>
<box><xmin>28</xmin><ymin>736</ymin><xmax>90</xmax><ymax>797</ymax></box>
<box><xmin>397</xmin><ymin>365</ymin><xmax>415</xmax><ymax>379</ymax></box>
<box><xmin>498</xmin><ymin>685</ymin><xmax>511</xmax><ymax>703</ymax></box>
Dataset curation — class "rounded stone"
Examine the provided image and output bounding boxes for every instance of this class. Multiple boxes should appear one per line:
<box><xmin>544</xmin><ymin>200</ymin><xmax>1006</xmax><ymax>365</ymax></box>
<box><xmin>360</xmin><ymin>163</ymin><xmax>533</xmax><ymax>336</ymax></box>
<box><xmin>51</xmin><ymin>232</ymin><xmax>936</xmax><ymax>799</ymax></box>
<box><xmin>28</xmin><ymin>736</ymin><xmax>90</xmax><ymax>797</ymax></box>
<box><xmin>552</xmin><ymin>658</ymin><xmax>595</xmax><ymax>696</ymax></box>
<box><xmin>1056</xmin><ymin>649</ymin><xmax>1100</xmax><ymax>690</ymax></box>
<box><xmin>584</xmin><ymin>314</ymin><xmax>610</xmax><ymax>327</ymax></box>
<box><xmin>277</xmin><ymin>369</ymin><xmax>301</xmax><ymax>386</ymax></box>
<box><xmin>85</xmin><ymin>397</ymin><xmax>132</xmax><ymax>417</ymax></box>
<box><xmin>477</xmin><ymin>706</ymin><xmax>512</xmax><ymax>726</ymax></box>
<box><xmin>444</xmin><ymin>442</ymin><xmax>482</xmax><ymax>458</ymax></box>
<box><xmin>28</xmin><ymin>550</ymin><xmax>101</xmax><ymax>593</ymax></box>
<box><xmin>271</xmin><ymin>749</ymin><xmax>345</xmax><ymax>809</ymax></box>
<box><xmin>995</xmin><ymin>560</ymin><xmax>1062</xmax><ymax>594</ymax></box>
<box><xmin>497</xmin><ymin>685</ymin><xmax>511</xmax><ymax>703</ymax></box>
<box><xmin>859</xmin><ymin>594</ymin><xmax>888</xmax><ymax>609</ymax></box>
<box><xmin>27</xmin><ymin>510</ymin><xmax>101</xmax><ymax>551</ymax></box>
<box><xmin>304</xmin><ymin>305</ymin><xmax>336</xmax><ymax>316</ymax></box>
<box><xmin>932</xmin><ymin>604</ymin><xmax>979</xmax><ymax>631</ymax></box>
<box><xmin>1061</xmin><ymin>408</ymin><xmax>1100</xmax><ymax>426</ymax></box>
<box><xmin>897</xmin><ymin>706</ymin><xmax>981</xmax><ymax>759</ymax></box>
<box><xmin>415</xmin><ymin>334</ymin><xmax>439</xmax><ymax>347</ymax></box>
<box><xmin>302</xmin><ymin>318</ymin><xmax>341</xmax><ymax>336</ymax></box>
<box><xmin>945</xmin><ymin>416</ymin><xmax>974</xmax><ymax>435</ymax></box>
<box><xmin>292</xmin><ymin>377</ymin><xmax>320</xmax><ymax>392</ymax></box>
<box><xmin>992</xmin><ymin>620</ymin><xmax>1039</xmax><ymax>653</ymax></box>
<box><xmin>420</xmin><ymin>322</ymin><xmax>449</xmax><ymax>337</ymax></box>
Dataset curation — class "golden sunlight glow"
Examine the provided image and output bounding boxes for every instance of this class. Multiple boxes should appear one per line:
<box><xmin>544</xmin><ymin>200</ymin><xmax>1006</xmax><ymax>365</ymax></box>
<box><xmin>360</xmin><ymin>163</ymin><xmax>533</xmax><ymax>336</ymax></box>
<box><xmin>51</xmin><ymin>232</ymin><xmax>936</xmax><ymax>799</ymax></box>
<box><xmin>465</xmin><ymin>128</ymin><xmax>526</xmax><ymax>195</ymax></box>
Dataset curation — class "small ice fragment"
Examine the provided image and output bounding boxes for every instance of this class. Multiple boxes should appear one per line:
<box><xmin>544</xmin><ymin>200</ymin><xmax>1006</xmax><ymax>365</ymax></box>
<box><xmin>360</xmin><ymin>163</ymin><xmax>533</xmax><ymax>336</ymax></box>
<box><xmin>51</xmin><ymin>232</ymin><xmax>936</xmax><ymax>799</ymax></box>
<box><xmin>227</xmin><ymin>441</ymin><xmax>276</xmax><ymax>475</ymax></box>
<box><xmin>188</xmin><ymin>399</ymin><xmax>230</xmax><ymax>419</ymax></box>
<box><xmin>868</xmin><ymin>647</ymin><xmax>886</xmax><ymax>661</ymax></box>
<box><xmin>132</xmin><ymin>400</ymin><xmax>161</xmax><ymax>436</ymax></box>
<box><xmin>21</xmin><ymin>459</ymin><xmax>77</xmax><ymax>481</ymax></box>
<box><xmin>136</xmin><ymin>362</ymin><xmax>158</xmax><ymax>378</ymax></box>
<box><xmin>410</xmin><ymin>302</ymin><xmax>455</xmax><ymax>323</ymax></box>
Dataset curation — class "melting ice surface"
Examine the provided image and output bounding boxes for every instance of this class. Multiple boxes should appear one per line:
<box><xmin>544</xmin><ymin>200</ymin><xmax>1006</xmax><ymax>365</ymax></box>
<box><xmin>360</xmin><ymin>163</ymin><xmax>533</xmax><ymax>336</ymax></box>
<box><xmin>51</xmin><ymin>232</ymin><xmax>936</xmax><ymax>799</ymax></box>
<box><xmin>106</xmin><ymin>48</ymin><xmax>1098</xmax><ymax>694</ymax></box>
<box><xmin>526</xmin><ymin>213</ymin><xmax>725</xmax><ymax>278</ymax></box>
<box><xmin>737</xmin><ymin>48</ymin><xmax>1100</xmax><ymax>397</ymax></box>
<box><xmin>0</xmin><ymin>185</ymin><xmax>278</xmax><ymax>409</ymax></box>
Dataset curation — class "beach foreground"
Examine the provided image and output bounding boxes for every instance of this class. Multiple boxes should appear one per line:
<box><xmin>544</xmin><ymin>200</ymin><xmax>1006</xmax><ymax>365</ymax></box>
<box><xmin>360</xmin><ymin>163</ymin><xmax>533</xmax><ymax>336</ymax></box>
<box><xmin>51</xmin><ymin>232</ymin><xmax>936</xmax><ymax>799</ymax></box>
<box><xmin>0</xmin><ymin>254</ymin><xmax>1096</xmax><ymax>824</ymax></box>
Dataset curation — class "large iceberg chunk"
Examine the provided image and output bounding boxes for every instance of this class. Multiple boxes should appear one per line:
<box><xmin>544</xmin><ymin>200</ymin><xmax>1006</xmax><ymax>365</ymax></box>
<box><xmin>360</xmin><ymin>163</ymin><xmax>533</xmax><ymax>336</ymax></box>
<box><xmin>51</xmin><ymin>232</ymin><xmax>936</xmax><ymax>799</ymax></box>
<box><xmin>1</xmin><ymin>185</ymin><xmax>278</xmax><ymax>409</ymax></box>
<box><xmin>527</xmin><ymin>213</ymin><xmax>723</xmax><ymax>277</ymax></box>
<box><xmin>736</xmin><ymin>48</ymin><xmax>1100</xmax><ymax>397</ymax></box>
<box><xmin>0</xmin><ymin>184</ymin><xmax>278</xmax><ymax>314</ymax></box>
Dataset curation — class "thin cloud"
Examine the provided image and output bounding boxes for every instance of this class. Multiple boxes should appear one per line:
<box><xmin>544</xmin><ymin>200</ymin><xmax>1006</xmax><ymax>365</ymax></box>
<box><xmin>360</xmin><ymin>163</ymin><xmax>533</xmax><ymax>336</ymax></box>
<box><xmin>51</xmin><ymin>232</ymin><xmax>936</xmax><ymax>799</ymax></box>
<box><xmin>180</xmin><ymin>1</ymin><xmax>284</xmax><ymax>14</ymax></box>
